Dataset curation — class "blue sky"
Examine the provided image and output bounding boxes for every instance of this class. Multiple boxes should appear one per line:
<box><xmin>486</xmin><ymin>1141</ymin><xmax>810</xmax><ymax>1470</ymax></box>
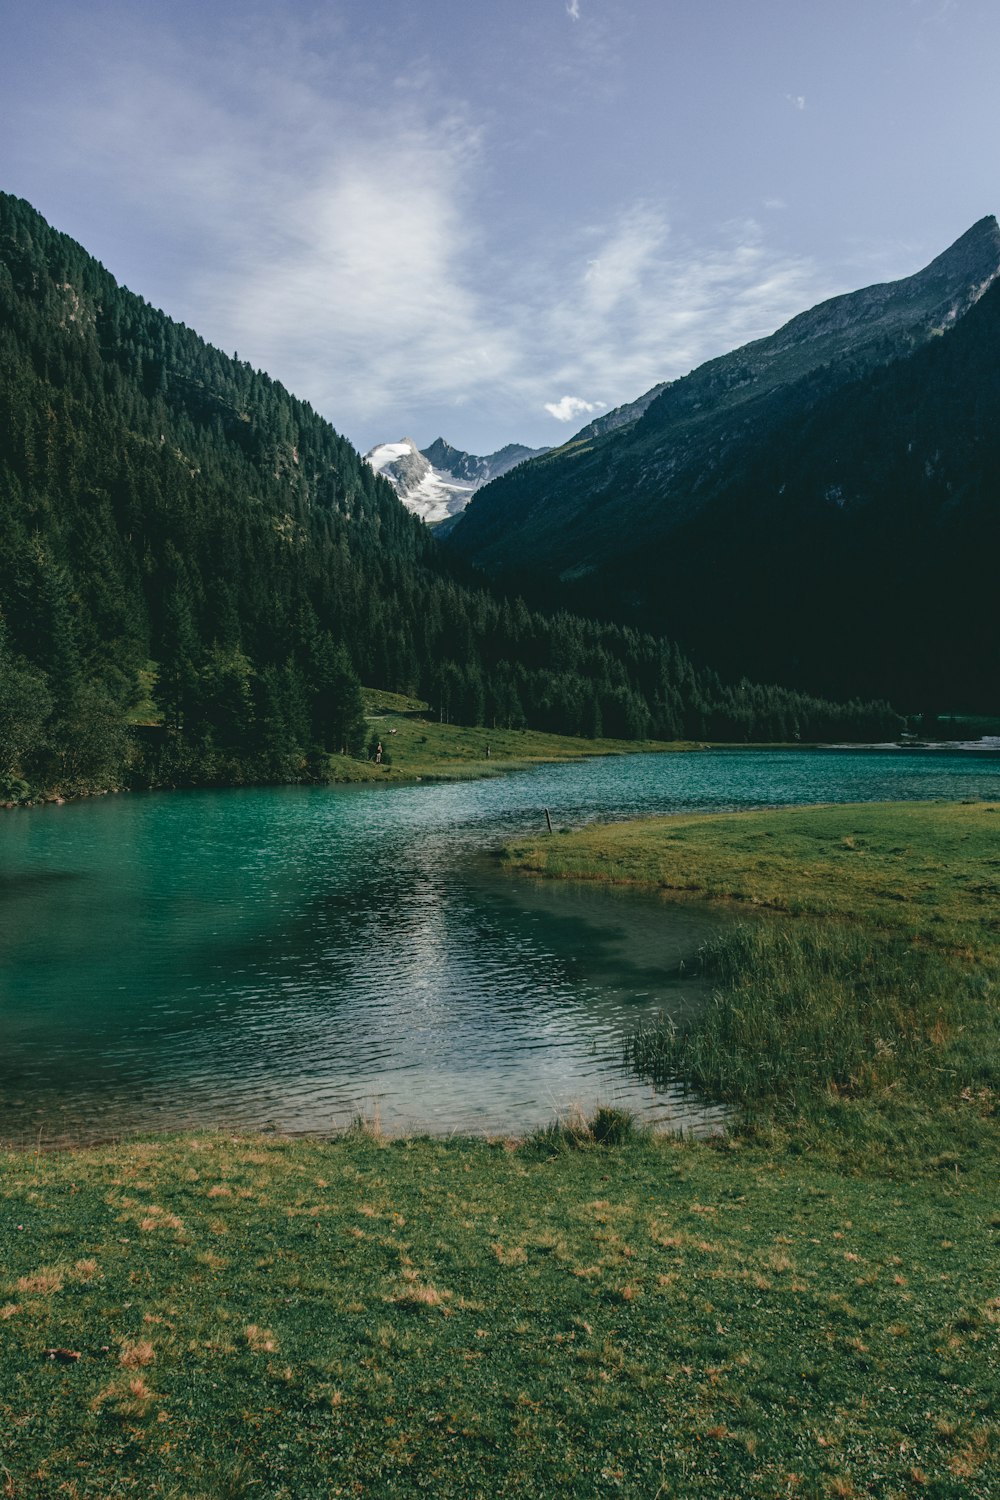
<box><xmin>2</xmin><ymin>0</ymin><xmax>997</xmax><ymax>453</ymax></box>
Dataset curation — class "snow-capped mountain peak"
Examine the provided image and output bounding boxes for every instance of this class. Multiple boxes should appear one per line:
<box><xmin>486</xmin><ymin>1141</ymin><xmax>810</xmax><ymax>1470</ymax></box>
<box><xmin>365</xmin><ymin>435</ymin><xmax>549</xmax><ymax>524</ymax></box>
<box><xmin>365</xmin><ymin>437</ymin><xmax>475</xmax><ymax>523</ymax></box>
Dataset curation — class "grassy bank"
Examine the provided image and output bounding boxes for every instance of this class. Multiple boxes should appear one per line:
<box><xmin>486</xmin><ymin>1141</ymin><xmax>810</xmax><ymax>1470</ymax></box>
<box><xmin>326</xmin><ymin>690</ymin><xmax>704</xmax><ymax>785</ymax></box>
<box><xmin>2</xmin><ymin>1127</ymin><xmax>999</xmax><ymax>1497</ymax></box>
<box><xmin>503</xmin><ymin>802</ymin><xmax>1000</xmax><ymax>1158</ymax></box>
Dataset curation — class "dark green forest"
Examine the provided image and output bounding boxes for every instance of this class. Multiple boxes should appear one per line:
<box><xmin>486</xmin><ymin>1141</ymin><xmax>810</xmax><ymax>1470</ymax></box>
<box><xmin>0</xmin><ymin>193</ymin><xmax>901</xmax><ymax>801</ymax></box>
<box><xmin>615</xmin><ymin>277</ymin><xmax>1000</xmax><ymax>709</ymax></box>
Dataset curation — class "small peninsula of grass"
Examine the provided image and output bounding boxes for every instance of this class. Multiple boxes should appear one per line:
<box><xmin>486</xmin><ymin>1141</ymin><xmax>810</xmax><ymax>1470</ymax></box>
<box><xmin>500</xmin><ymin>799</ymin><xmax>1000</xmax><ymax>951</ymax></box>
<box><xmin>502</xmin><ymin>803</ymin><xmax>1000</xmax><ymax>1148</ymax></box>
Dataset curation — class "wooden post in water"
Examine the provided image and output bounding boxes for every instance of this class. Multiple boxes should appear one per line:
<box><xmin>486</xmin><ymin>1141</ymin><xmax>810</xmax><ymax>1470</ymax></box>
<box><xmin>544</xmin><ymin>807</ymin><xmax>553</xmax><ymax>834</ymax></box>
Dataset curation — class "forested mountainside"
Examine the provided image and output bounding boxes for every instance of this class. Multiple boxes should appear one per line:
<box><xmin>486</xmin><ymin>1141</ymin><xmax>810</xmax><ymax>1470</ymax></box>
<box><xmin>605</xmin><ymin>274</ymin><xmax>1000</xmax><ymax>709</ymax></box>
<box><xmin>0</xmin><ymin>193</ymin><xmax>900</xmax><ymax>800</ymax></box>
<box><xmin>447</xmin><ymin>218</ymin><xmax>1000</xmax><ymax>710</ymax></box>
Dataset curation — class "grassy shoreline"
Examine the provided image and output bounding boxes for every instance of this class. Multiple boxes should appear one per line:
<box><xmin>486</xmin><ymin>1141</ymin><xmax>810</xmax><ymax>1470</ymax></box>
<box><xmin>333</xmin><ymin>690</ymin><xmax>710</xmax><ymax>786</ymax></box>
<box><xmin>502</xmin><ymin>801</ymin><xmax>1000</xmax><ymax>1144</ymax></box>
<box><xmin>4</xmin><ymin>801</ymin><xmax>999</xmax><ymax>1492</ymax></box>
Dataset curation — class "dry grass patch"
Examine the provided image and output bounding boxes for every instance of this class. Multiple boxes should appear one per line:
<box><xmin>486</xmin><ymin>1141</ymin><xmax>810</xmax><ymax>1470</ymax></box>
<box><xmin>244</xmin><ymin>1324</ymin><xmax>279</xmax><ymax>1354</ymax></box>
<box><xmin>491</xmin><ymin>1242</ymin><xmax>528</xmax><ymax>1266</ymax></box>
<box><xmin>119</xmin><ymin>1339</ymin><xmax>155</xmax><ymax>1369</ymax></box>
<box><xmin>138</xmin><ymin>1206</ymin><xmax>183</xmax><ymax>1232</ymax></box>
<box><xmin>91</xmin><ymin>1374</ymin><xmax>159</xmax><ymax>1419</ymax></box>
<box><xmin>195</xmin><ymin>1250</ymin><xmax>228</xmax><ymax>1270</ymax></box>
<box><xmin>389</xmin><ymin>1277</ymin><xmax>453</xmax><ymax>1313</ymax></box>
<box><xmin>15</xmin><ymin>1268</ymin><xmax>64</xmax><ymax>1296</ymax></box>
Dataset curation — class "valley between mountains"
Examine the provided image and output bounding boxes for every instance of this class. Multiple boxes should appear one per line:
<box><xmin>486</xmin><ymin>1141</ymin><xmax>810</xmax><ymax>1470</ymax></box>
<box><xmin>2</xmin><ymin>187</ymin><xmax>1000</xmax><ymax>1499</ymax></box>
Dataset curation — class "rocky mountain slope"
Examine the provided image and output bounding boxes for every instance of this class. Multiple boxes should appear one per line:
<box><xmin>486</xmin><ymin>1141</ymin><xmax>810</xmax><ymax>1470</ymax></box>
<box><xmin>568</xmin><ymin>382</ymin><xmax>670</xmax><ymax>443</ymax></box>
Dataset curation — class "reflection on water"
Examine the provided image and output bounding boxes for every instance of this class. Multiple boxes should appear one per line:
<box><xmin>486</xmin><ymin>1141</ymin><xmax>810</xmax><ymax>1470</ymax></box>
<box><xmin>2</xmin><ymin>747</ymin><xmax>999</xmax><ymax>1143</ymax></box>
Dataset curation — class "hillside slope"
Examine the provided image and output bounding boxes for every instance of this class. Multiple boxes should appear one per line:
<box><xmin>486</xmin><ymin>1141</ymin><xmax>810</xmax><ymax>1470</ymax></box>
<box><xmin>0</xmin><ymin>193</ymin><xmax>901</xmax><ymax>799</ymax></box>
<box><xmin>447</xmin><ymin>218</ymin><xmax>1000</xmax><ymax>707</ymax></box>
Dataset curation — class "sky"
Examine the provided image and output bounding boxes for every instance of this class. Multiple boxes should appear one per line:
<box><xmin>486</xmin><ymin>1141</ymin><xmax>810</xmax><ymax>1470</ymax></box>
<box><xmin>2</xmin><ymin>0</ymin><xmax>998</xmax><ymax>455</ymax></box>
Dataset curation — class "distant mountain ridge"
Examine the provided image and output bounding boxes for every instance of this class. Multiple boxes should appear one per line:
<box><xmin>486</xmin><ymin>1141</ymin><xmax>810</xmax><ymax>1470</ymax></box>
<box><xmin>365</xmin><ymin>436</ymin><xmax>548</xmax><ymax>524</ymax></box>
<box><xmin>445</xmin><ymin>216</ymin><xmax>1000</xmax><ymax>708</ymax></box>
<box><xmin>448</xmin><ymin>215</ymin><xmax>1000</xmax><ymax>574</ymax></box>
<box><xmin>568</xmin><ymin>382</ymin><xmax>670</xmax><ymax>443</ymax></box>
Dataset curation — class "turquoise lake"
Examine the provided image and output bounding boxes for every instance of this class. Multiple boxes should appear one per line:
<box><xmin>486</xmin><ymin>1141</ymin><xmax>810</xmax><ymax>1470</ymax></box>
<box><xmin>2</xmin><ymin>747</ymin><xmax>999</xmax><ymax>1144</ymax></box>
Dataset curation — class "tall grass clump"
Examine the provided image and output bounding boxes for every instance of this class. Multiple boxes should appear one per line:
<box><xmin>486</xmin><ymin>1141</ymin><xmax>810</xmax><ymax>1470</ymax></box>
<box><xmin>526</xmin><ymin>1105</ymin><xmax>648</xmax><ymax>1155</ymax></box>
<box><xmin>627</xmin><ymin>922</ymin><xmax>999</xmax><ymax>1116</ymax></box>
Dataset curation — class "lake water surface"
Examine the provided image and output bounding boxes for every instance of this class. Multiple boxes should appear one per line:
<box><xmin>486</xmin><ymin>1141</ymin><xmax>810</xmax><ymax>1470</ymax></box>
<box><xmin>2</xmin><ymin>747</ymin><xmax>999</xmax><ymax>1143</ymax></box>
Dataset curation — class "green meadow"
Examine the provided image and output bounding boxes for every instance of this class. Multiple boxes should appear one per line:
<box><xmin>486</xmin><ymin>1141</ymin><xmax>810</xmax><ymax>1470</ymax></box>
<box><xmin>2</xmin><ymin>1124</ymin><xmax>998</xmax><ymax>1498</ymax></box>
<box><xmin>327</xmin><ymin>690</ymin><xmax>702</xmax><ymax>784</ymax></box>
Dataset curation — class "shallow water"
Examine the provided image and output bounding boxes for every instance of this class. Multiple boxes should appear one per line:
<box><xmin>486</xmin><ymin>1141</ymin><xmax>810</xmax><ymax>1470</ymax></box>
<box><xmin>2</xmin><ymin>746</ymin><xmax>998</xmax><ymax>1142</ymax></box>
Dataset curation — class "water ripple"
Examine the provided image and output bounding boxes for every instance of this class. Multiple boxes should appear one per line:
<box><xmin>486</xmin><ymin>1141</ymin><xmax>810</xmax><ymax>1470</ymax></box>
<box><xmin>2</xmin><ymin>748</ymin><xmax>999</xmax><ymax>1143</ymax></box>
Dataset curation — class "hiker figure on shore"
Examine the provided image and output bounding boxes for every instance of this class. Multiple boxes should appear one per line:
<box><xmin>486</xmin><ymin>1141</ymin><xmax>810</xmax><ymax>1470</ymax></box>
<box><xmin>375</xmin><ymin>741</ymin><xmax>383</xmax><ymax>764</ymax></box>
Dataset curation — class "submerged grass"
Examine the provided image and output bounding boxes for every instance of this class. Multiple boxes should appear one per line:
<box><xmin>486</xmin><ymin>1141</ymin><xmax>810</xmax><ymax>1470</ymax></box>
<box><xmin>627</xmin><ymin>921</ymin><xmax>1000</xmax><ymax>1122</ymax></box>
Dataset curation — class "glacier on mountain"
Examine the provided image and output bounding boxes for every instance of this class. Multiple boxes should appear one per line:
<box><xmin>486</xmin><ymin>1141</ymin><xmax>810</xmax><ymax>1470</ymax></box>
<box><xmin>365</xmin><ymin>436</ymin><xmax>549</xmax><ymax>524</ymax></box>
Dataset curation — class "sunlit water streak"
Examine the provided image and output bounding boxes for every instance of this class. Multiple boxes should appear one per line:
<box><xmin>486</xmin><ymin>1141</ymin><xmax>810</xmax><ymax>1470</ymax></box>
<box><xmin>2</xmin><ymin>747</ymin><xmax>999</xmax><ymax>1143</ymax></box>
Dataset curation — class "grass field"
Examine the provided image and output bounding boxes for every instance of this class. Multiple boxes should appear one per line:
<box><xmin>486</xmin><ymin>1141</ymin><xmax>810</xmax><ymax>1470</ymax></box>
<box><xmin>2</xmin><ymin>1125</ymin><xmax>998</xmax><ymax>1497</ymax></box>
<box><xmin>3</xmin><ymin>799</ymin><xmax>999</xmax><ymax>1494</ymax></box>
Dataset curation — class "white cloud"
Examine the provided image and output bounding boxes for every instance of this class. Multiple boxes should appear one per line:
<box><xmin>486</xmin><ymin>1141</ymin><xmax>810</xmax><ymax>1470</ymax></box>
<box><xmin>544</xmin><ymin>395</ymin><xmax>603</xmax><ymax>421</ymax></box>
<box><xmin>786</xmin><ymin>94</ymin><xmax>806</xmax><ymax>110</ymax></box>
<box><xmin>530</xmin><ymin>210</ymin><xmax>827</xmax><ymax>431</ymax></box>
<box><xmin>581</xmin><ymin>205</ymin><xmax>667</xmax><ymax>315</ymax></box>
<box><xmin>36</xmin><ymin>12</ymin><xmax>842</xmax><ymax>450</ymax></box>
<box><xmin>203</xmin><ymin>128</ymin><xmax>521</xmax><ymax>420</ymax></box>
<box><xmin>566</xmin><ymin>0</ymin><xmax>581</xmax><ymax>19</ymax></box>
<box><xmin>45</xmin><ymin>19</ymin><xmax>519</xmax><ymax>437</ymax></box>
